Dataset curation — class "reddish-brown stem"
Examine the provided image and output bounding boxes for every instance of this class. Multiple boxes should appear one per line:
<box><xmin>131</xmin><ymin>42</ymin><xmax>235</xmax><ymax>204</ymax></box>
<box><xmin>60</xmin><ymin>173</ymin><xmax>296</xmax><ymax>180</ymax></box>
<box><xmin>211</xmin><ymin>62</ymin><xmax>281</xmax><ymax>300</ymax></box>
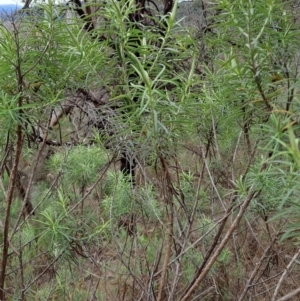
<box><xmin>0</xmin><ymin>124</ymin><xmax>24</xmax><ymax>300</ymax></box>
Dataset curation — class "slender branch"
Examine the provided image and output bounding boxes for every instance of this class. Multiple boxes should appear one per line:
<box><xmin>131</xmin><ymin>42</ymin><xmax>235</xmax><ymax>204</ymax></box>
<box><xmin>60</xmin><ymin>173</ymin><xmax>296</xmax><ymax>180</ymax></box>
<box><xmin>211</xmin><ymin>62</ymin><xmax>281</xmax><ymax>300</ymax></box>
<box><xmin>180</xmin><ymin>207</ymin><xmax>231</xmax><ymax>297</ymax></box>
<box><xmin>23</xmin><ymin>252</ymin><xmax>64</xmax><ymax>292</ymax></box>
<box><xmin>237</xmin><ymin>234</ymin><xmax>279</xmax><ymax>301</ymax></box>
<box><xmin>18</xmin><ymin>235</ymin><xmax>25</xmax><ymax>301</ymax></box>
<box><xmin>9</xmin><ymin>113</ymin><xmax>52</xmax><ymax>242</ymax></box>
<box><xmin>0</xmin><ymin>125</ymin><xmax>24</xmax><ymax>301</ymax></box>
<box><xmin>253</xmin><ymin>72</ymin><xmax>272</xmax><ymax>111</ymax></box>
<box><xmin>271</xmin><ymin>247</ymin><xmax>300</xmax><ymax>301</ymax></box>
<box><xmin>180</xmin><ymin>189</ymin><xmax>260</xmax><ymax>301</ymax></box>
<box><xmin>157</xmin><ymin>154</ymin><xmax>174</xmax><ymax>301</ymax></box>
<box><xmin>275</xmin><ymin>287</ymin><xmax>300</xmax><ymax>301</ymax></box>
<box><xmin>22</xmin><ymin>0</ymin><xmax>32</xmax><ymax>10</ymax></box>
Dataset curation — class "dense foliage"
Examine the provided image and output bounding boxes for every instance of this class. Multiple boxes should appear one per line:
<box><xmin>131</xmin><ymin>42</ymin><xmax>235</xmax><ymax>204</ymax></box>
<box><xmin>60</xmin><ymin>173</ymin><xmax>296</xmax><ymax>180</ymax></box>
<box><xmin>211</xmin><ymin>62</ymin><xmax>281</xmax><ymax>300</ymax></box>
<box><xmin>1</xmin><ymin>0</ymin><xmax>300</xmax><ymax>300</ymax></box>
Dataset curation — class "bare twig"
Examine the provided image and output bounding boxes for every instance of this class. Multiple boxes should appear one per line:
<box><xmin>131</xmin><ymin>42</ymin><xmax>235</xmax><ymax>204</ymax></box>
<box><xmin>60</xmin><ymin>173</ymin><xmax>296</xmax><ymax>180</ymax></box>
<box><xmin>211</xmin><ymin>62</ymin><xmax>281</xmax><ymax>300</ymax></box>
<box><xmin>275</xmin><ymin>287</ymin><xmax>300</xmax><ymax>301</ymax></box>
<box><xmin>201</xmin><ymin>146</ymin><xmax>226</xmax><ymax>210</ymax></box>
<box><xmin>238</xmin><ymin>234</ymin><xmax>279</xmax><ymax>301</ymax></box>
<box><xmin>210</xmin><ymin>106</ymin><xmax>220</xmax><ymax>161</ymax></box>
<box><xmin>18</xmin><ymin>234</ymin><xmax>25</xmax><ymax>301</ymax></box>
<box><xmin>271</xmin><ymin>247</ymin><xmax>300</xmax><ymax>301</ymax></box>
<box><xmin>23</xmin><ymin>252</ymin><xmax>64</xmax><ymax>293</ymax></box>
<box><xmin>180</xmin><ymin>188</ymin><xmax>260</xmax><ymax>301</ymax></box>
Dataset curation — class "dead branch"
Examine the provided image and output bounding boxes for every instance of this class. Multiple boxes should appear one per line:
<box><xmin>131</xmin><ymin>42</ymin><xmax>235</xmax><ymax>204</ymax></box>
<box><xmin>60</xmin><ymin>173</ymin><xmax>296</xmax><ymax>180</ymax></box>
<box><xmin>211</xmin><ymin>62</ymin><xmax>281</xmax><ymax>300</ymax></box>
<box><xmin>271</xmin><ymin>247</ymin><xmax>300</xmax><ymax>301</ymax></box>
<box><xmin>180</xmin><ymin>188</ymin><xmax>260</xmax><ymax>301</ymax></box>
<box><xmin>276</xmin><ymin>287</ymin><xmax>300</xmax><ymax>301</ymax></box>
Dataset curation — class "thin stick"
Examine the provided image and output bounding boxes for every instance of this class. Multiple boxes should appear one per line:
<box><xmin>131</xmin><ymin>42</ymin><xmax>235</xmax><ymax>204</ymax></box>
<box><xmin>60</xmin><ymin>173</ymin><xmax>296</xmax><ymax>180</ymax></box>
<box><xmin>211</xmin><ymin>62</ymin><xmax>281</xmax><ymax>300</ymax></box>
<box><xmin>238</xmin><ymin>234</ymin><xmax>278</xmax><ymax>301</ymax></box>
<box><xmin>275</xmin><ymin>287</ymin><xmax>300</xmax><ymax>301</ymax></box>
<box><xmin>271</xmin><ymin>247</ymin><xmax>300</xmax><ymax>301</ymax></box>
<box><xmin>180</xmin><ymin>188</ymin><xmax>259</xmax><ymax>301</ymax></box>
